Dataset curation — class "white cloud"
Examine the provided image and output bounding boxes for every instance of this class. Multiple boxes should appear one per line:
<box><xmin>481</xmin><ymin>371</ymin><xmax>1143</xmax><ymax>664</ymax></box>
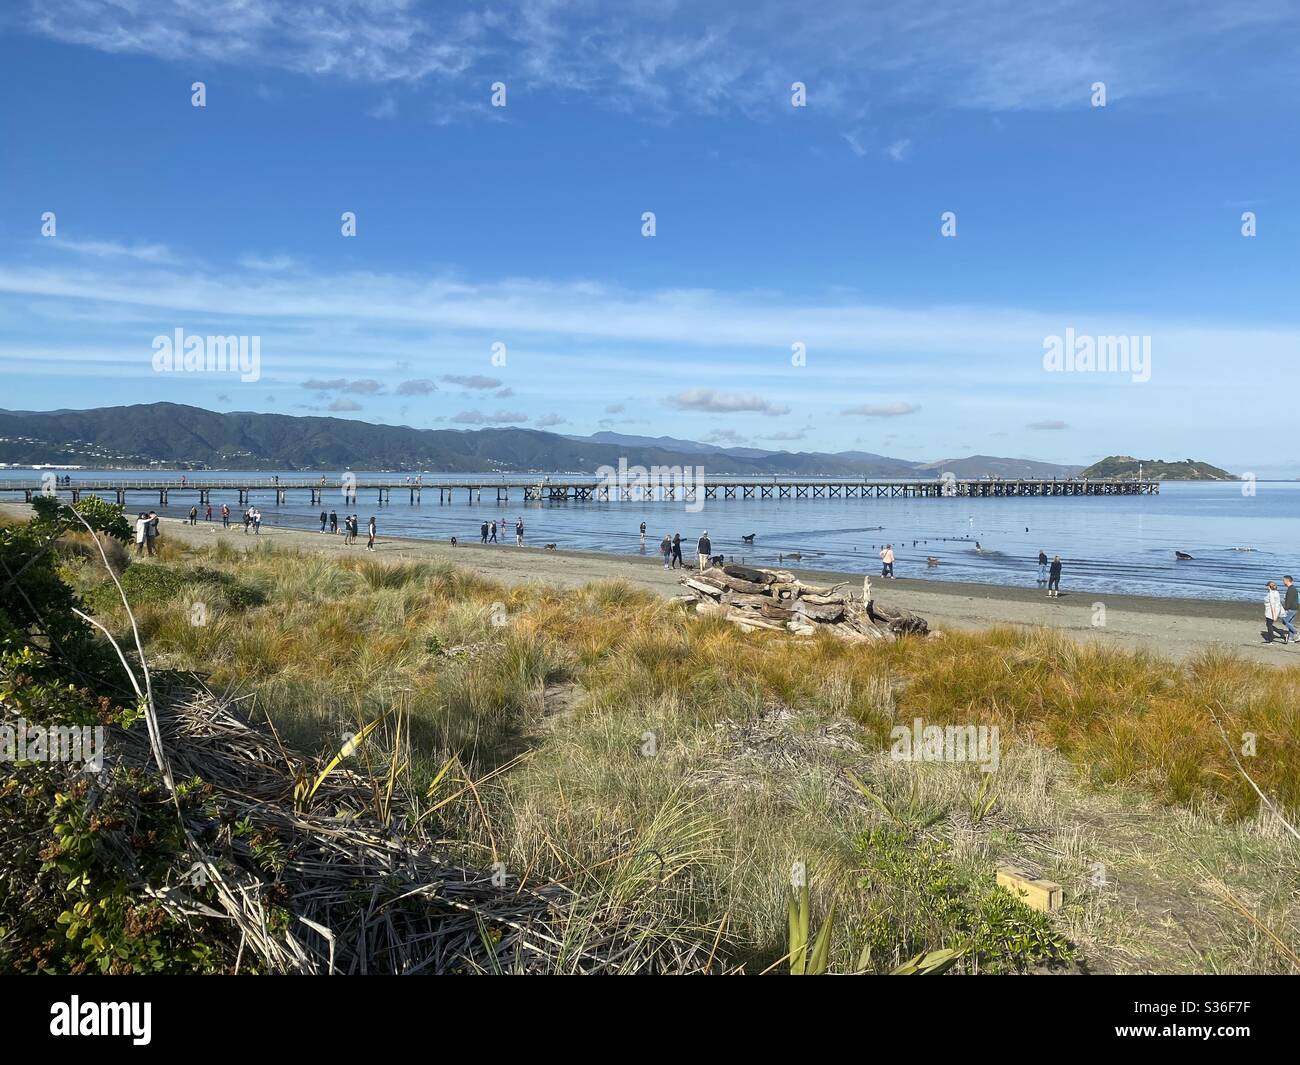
<box><xmin>18</xmin><ymin>1</ymin><xmax>1292</xmax><ymax>116</ymax></box>
<box><xmin>885</xmin><ymin>138</ymin><xmax>911</xmax><ymax>162</ymax></box>
<box><xmin>452</xmin><ymin>409</ymin><xmax>528</xmax><ymax>424</ymax></box>
<box><xmin>667</xmin><ymin>389</ymin><xmax>790</xmax><ymax>416</ymax></box>
<box><xmin>51</xmin><ymin>239</ymin><xmax>176</xmax><ymax>263</ymax></box>
<box><xmin>842</xmin><ymin>402</ymin><xmax>920</xmax><ymax>417</ymax></box>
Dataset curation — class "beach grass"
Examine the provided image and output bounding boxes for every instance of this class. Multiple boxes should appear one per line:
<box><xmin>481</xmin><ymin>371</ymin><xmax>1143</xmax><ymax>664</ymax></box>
<box><xmin>61</xmin><ymin>538</ymin><xmax>1300</xmax><ymax>974</ymax></box>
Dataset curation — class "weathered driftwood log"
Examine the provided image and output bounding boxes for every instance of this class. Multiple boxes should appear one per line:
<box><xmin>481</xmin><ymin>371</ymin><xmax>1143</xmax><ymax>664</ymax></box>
<box><xmin>793</xmin><ymin>600</ymin><xmax>845</xmax><ymax>624</ymax></box>
<box><xmin>678</xmin><ymin>568</ymin><xmax>926</xmax><ymax>641</ymax></box>
<box><xmin>866</xmin><ymin>600</ymin><xmax>929</xmax><ymax>636</ymax></box>
<box><xmin>725</xmin><ymin>611</ymin><xmax>786</xmax><ymax>632</ymax></box>
<box><xmin>682</xmin><ymin>578</ymin><xmax>725</xmax><ymax>599</ymax></box>
<box><xmin>704</xmin><ymin>568</ymin><xmax>771</xmax><ymax>595</ymax></box>
<box><xmin>721</xmin><ymin>563</ymin><xmax>775</xmax><ymax>585</ymax></box>
<box><xmin>798</xmin><ymin>591</ymin><xmax>846</xmax><ymax>607</ymax></box>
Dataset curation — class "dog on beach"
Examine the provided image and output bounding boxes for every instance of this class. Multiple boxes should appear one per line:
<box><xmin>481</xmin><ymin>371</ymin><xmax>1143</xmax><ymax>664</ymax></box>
<box><xmin>450</xmin><ymin>537</ymin><xmax>458</xmax><ymax>546</ymax></box>
<box><xmin>926</xmin><ymin>556</ymin><xmax>940</xmax><ymax>566</ymax></box>
<box><xmin>543</xmin><ymin>543</ymin><xmax>557</xmax><ymax>550</ymax></box>
<box><xmin>708</xmin><ymin>554</ymin><xmax>725</xmax><ymax>566</ymax></box>
<box><xmin>741</xmin><ymin>533</ymin><xmax>756</xmax><ymax>544</ymax></box>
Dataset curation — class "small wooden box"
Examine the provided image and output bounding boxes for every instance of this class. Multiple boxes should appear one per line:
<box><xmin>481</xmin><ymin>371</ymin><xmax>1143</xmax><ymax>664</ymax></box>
<box><xmin>996</xmin><ymin>866</ymin><xmax>1063</xmax><ymax>912</ymax></box>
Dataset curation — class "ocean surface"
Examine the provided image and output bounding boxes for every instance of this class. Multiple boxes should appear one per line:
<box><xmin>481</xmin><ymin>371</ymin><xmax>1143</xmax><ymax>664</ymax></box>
<box><xmin>4</xmin><ymin>471</ymin><xmax>1297</xmax><ymax>604</ymax></box>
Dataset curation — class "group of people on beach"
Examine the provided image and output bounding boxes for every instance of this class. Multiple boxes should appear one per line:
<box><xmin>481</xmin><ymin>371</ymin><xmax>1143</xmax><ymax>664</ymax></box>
<box><xmin>478</xmin><ymin>518</ymin><xmax>526</xmax><ymax>545</ymax></box>
<box><xmin>653</xmin><ymin>528</ymin><xmax>711</xmax><ymax>570</ymax></box>
<box><xmin>132</xmin><ymin>512</ymin><xmax>160</xmax><ymax>555</ymax></box>
<box><xmin>1264</xmin><ymin>576</ymin><xmax>1298</xmax><ymax>644</ymax></box>
<box><xmin>319</xmin><ymin>510</ymin><xmax>376</xmax><ymax>550</ymax></box>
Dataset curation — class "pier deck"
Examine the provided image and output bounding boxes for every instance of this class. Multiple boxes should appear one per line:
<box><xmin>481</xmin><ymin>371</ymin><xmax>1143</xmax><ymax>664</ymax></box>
<box><xmin>2</xmin><ymin>477</ymin><xmax>1160</xmax><ymax>507</ymax></box>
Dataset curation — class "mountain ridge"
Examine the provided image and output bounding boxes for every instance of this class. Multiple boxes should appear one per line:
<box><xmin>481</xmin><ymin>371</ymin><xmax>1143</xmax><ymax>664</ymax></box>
<box><xmin>1</xmin><ymin>402</ymin><xmax>1088</xmax><ymax>477</ymax></box>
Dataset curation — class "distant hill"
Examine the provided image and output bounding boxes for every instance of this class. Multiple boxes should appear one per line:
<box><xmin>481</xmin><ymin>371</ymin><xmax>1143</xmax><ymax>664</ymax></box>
<box><xmin>916</xmin><ymin>455</ymin><xmax>1085</xmax><ymax>479</ymax></box>
<box><xmin>0</xmin><ymin>403</ymin><xmax>1084</xmax><ymax>478</ymax></box>
<box><xmin>1079</xmin><ymin>456</ymin><xmax>1236</xmax><ymax>480</ymax></box>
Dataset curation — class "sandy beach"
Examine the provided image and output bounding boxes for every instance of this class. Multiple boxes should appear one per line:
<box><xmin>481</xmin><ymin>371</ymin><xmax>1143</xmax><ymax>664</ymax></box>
<box><xmin>16</xmin><ymin>500</ymin><xmax>1290</xmax><ymax>667</ymax></box>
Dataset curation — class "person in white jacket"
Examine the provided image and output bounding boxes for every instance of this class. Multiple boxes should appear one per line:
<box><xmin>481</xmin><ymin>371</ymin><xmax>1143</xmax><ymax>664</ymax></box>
<box><xmin>133</xmin><ymin>513</ymin><xmax>147</xmax><ymax>556</ymax></box>
<box><xmin>1264</xmin><ymin>581</ymin><xmax>1286</xmax><ymax>643</ymax></box>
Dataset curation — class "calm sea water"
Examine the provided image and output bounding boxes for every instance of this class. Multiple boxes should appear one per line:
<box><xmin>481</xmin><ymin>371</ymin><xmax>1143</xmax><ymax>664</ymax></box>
<box><xmin>5</xmin><ymin>471</ymin><xmax>1297</xmax><ymax>603</ymax></box>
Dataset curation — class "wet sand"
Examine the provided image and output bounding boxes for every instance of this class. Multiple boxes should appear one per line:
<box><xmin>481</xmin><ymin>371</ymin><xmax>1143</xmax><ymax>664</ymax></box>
<box><xmin>8</xmin><ymin>503</ymin><xmax>1294</xmax><ymax>665</ymax></box>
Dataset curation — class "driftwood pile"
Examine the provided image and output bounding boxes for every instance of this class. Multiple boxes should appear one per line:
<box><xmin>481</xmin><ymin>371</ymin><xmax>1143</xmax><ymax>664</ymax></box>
<box><xmin>675</xmin><ymin>563</ymin><xmax>929</xmax><ymax>641</ymax></box>
<box><xmin>73</xmin><ymin>677</ymin><xmax>717</xmax><ymax>974</ymax></box>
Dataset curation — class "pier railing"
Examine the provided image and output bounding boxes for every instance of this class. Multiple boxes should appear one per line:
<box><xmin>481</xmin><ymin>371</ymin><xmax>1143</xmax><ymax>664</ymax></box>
<box><xmin>0</xmin><ymin>477</ymin><xmax>1161</xmax><ymax>505</ymax></box>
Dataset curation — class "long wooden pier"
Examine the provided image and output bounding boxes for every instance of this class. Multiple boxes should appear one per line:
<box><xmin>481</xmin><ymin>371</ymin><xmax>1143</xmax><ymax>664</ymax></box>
<box><xmin>1</xmin><ymin>476</ymin><xmax>1160</xmax><ymax>506</ymax></box>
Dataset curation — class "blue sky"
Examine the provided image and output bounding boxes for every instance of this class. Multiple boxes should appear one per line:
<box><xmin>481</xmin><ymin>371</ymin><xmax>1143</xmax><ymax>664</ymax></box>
<box><xmin>1</xmin><ymin>1</ymin><xmax>1298</xmax><ymax>472</ymax></box>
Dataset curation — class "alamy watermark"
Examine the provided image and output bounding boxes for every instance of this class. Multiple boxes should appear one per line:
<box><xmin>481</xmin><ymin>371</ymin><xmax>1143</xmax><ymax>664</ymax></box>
<box><xmin>152</xmin><ymin>328</ymin><xmax>261</xmax><ymax>382</ymax></box>
<box><xmin>596</xmin><ymin>458</ymin><xmax>705</xmax><ymax>513</ymax></box>
<box><xmin>2</xmin><ymin>717</ymin><xmax>104</xmax><ymax>771</ymax></box>
<box><xmin>1042</xmin><ymin>328</ymin><xmax>1150</xmax><ymax>383</ymax></box>
<box><xmin>890</xmin><ymin>717</ymin><xmax>1000</xmax><ymax>773</ymax></box>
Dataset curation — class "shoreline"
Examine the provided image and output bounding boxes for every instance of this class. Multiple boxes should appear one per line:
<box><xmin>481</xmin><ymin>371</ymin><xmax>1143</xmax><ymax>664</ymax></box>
<box><xmin>9</xmin><ymin>501</ymin><xmax>1291</xmax><ymax>666</ymax></box>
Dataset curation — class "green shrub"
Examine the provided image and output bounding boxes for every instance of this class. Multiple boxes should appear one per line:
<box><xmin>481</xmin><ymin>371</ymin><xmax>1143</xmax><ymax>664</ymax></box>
<box><xmin>855</xmin><ymin>824</ymin><xmax>1072</xmax><ymax>973</ymax></box>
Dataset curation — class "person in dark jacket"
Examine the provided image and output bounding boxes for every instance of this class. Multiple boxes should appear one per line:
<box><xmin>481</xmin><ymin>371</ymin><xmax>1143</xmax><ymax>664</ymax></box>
<box><xmin>1037</xmin><ymin>550</ymin><xmax>1048</xmax><ymax>584</ymax></box>
<box><xmin>320</xmin><ymin>510</ymin><xmax>328</xmax><ymax>532</ymax></box>
<box><xmin>671</xmin><ymin>533</ymin><xmax>683</xmax><ymax>569</ymax></box>
<box><xmin>697</xmin><ymin>531</ymin><xmax>712</xmax><ymax>571</ymax></box>
<box><xmin>329</xmin><ymin>510</ymin><xmax>338</xmax><ymax>534</ymax></box>
<box><xmin>1047</xmin><ymin>555</ymin><xmax>1062</xmax><ymax>597</ymax></box>
<box><xmin>480</xmin><ymin>520</ymin><xmax>490</xmax><ymax>543</ymax></box>
<box><xmin>1281</xmin><ymin>575</ymin><xmax>1297</xmax><ymax>644</ymax></box>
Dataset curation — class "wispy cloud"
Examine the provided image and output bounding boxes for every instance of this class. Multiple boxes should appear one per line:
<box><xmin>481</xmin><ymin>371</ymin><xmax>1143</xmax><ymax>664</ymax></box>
<box><xmin>452</xmin><ymin>409</ymin><xmax>528</xmax><ymax>424</ymax></box>
<box><xmin>51</xmin><ymin>238</ymin><xmax>177</xmax><ymax>263</ymax></box>
<box><xmin>842</xmin><ymin>402</ymin><xmax>920</xmax><ymax>417</ymax></box>
<box><xmin>18</xmin><ymin>1</ymin><xmax>1292</xmax><ymax>116</ymax></box>
<box><xmin>442</xmin><ymin>374</ymin><xmax>502</xmax><ymax>390</ymax></box>
<box><xmin>667</xmin><ymin>389</ymin><xmax>790</xmax><ymax>416</ymax></box>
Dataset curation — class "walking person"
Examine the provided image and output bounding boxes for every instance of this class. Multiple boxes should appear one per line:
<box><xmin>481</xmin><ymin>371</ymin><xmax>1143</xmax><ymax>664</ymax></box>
<box><xmin>367</xmin><ymin>516</ymin><xmax>376</xmax><ymax>552</ymax></box>
<box><xmin>515</xmin><ymin>517</ymin><xmax>524</xmax><ymax>546</ymax></box>
<box><xmin>697</xmin><ymin>530</ymin><xmax>712</xmax><ymax>571</ymax></box>
<box><xmin>660</xmin><ymin>533</ymin><xmax>672</xmax><ymax>569</ymax></box>
<box><xmin>188</xmin><ymin>505</ymin><xmax>198</xmax><ymax>526</ymax></box>
<box><xmin>640</xmin><ymin>521</ymin><xmax>647</xmax><ymax>542</ymax></box>
<box><xmin>880</xmin><ymin>543</ymin><xmax>895</xmax><ymax>578</ymax></box>
<box><xmin>1282</xmin><ymin>575</ymin><xmax>1298</xmax><ymax>644</ymax></box>
<box><xmin>205</xmin><ymin>503</ymin><xmax>212</xmax><ymax>522</ymax></box>
<box><xmin>1037</xmin><ymin>549</ymin><xmax>1048</xmax><ymax>584</ymax></box>
<box><xmin>134</xmin><ymin>513</ymin><xmax>147</xmax><ymax>556</ymax></box>
<box><xmin>489</xmin><ymin>520</ymin><xmax>498</xmax><ymax>543</ymax></box>
<box><xmin>243</xmin><ymin>508</ymin><xmax>252</xmax><ymax>534</ymax></box>
<box><xmin>329</xmin><ymin>510</ymin><xmax>338</xmax><ymax>534</ymax></box>
<box><xmin>1264</xmin><ymin>581</ymin><xmax>1286</xmax><ymax>643</ymax></box>
<box><xmin>1047</xmin><ymin>555</ymin><xmax>1062</xmax><ymax>597</ymax></box>
<box><xmin>671</xmin><ymin>533</ymin><xmax>683</xmax><ymax>569</ymax></box>
<box><xmin>480</xmin><ymin>520</ymin><xmax>490</xmax><ymax>544</ymax></box>
<box><xmin>252</xmin><ymin>508</ymin><xmax>262</xmax><ymax>535</ymax></box>
<box><xmin>221</xmin><ymin>503</ymin><xmax>230</xmax><ymax>528</ymax></box>
<box><xmin>320</xmin><ymin>509</ymin><xmax>328</xmax><ymax>532</ymax></box>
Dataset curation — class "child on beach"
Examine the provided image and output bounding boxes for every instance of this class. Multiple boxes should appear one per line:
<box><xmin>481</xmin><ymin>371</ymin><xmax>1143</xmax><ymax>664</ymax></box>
<box><xmin>660</xmin><ymin>534</ymin><xmax>672</xmax><ymax>568</ymax></box>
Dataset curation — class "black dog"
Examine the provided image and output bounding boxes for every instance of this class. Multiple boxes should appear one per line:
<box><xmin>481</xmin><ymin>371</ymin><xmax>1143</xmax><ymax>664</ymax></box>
<box><xmin>741</xmin><ymin>533</ymin><xmax>756</xmax><ymax>544</ymax></box>
<box><xmin>708</xmin><ymin>554</ymin><xmax>725</xmax><ymax>566</ymax></box>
